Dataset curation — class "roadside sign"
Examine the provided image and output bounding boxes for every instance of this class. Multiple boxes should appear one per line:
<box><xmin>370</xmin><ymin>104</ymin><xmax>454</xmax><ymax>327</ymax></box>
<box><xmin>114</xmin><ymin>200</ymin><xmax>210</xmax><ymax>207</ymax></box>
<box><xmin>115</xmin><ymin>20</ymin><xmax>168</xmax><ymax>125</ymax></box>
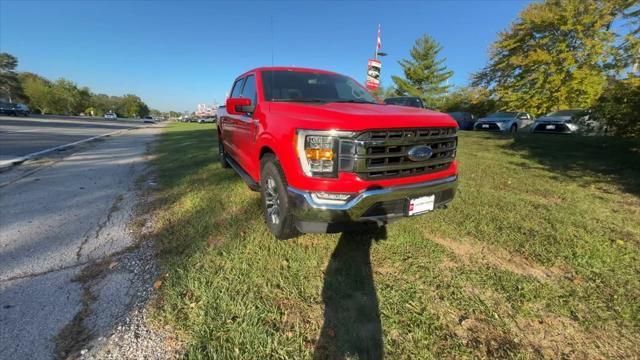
<box><xmin>366</xmin><ymin>59</ymin><xmax>381</xmax><ymax>90</ymax></box>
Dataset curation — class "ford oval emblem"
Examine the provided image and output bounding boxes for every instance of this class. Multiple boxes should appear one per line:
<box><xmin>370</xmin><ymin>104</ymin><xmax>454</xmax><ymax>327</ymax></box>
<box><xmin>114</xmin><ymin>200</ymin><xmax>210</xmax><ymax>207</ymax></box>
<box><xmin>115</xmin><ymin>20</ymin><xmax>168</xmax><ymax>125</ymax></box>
<box><xmin>407</xmin><ymin>145</ymin><xmax>433</xmax><ymax>162</ymax></box>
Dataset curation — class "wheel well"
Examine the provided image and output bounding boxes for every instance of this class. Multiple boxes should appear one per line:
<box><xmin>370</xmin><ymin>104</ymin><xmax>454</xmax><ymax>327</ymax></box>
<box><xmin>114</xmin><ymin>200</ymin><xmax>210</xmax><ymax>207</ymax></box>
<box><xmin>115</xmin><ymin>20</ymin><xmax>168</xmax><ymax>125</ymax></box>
<box><xmin>260</xmin><ymin>146</ymin><xmax>275</xmax><ymax>160</ymax></box>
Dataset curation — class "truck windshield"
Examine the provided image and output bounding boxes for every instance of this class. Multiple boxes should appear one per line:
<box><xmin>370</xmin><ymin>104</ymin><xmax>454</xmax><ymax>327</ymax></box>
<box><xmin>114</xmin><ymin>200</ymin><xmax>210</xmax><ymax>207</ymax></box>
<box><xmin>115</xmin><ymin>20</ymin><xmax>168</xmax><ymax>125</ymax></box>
<box><xmin>262</xmin><ymin>70</ymin><xmax>378</xmax><ymax>104</ymax></box>
<box><xmin>384</xmin><ymin>97</ymin><xmax>423</xmax><ymax>108</ymax></box>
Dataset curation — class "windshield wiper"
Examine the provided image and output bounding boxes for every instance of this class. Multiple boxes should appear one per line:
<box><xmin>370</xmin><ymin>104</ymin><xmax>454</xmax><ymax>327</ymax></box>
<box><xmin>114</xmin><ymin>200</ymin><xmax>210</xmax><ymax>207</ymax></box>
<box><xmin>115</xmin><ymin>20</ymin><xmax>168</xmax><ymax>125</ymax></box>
<box><xmin>271</xmin><ymin>98</ymin><xmax>327</xmax><ymax>103</ymax></box>
<box><xmin>331</xmin><ymin>99</ymin><xmax>378</xmax><ymax>104</ymax></box>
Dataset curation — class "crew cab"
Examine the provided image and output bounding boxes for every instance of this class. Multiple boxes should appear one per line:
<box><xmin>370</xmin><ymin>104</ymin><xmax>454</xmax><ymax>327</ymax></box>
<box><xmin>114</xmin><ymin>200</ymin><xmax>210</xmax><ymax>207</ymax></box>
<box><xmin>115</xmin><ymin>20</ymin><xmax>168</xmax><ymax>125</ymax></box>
<box><xmin>218</xmin><ymin>67</ymin><xmax>458</xmax><ymax>239</ymax></box>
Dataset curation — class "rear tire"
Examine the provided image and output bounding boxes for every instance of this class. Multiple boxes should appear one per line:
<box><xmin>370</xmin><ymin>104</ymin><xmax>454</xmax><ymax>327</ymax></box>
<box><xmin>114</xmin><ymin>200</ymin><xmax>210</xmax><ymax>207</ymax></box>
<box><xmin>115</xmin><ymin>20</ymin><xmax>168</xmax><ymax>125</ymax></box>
<box><xmin>218</xmin><ymin>134</ymin><xmax>230</xmax><ymax>168</ymax></box>
<box><xmin>260</xmin><ymin>154</ymin><xmax>299</xmax><ymax>240</ymax></box>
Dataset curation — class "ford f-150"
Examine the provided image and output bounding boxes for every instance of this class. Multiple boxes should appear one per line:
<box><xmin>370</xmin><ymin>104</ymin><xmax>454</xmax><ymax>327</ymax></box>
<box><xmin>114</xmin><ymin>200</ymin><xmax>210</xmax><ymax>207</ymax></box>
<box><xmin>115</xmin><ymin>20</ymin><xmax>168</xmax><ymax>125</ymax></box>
<box><xmin>218</xmin><ymin>67</ymin><xmax>458</xmax><ymax>239</ymax></box>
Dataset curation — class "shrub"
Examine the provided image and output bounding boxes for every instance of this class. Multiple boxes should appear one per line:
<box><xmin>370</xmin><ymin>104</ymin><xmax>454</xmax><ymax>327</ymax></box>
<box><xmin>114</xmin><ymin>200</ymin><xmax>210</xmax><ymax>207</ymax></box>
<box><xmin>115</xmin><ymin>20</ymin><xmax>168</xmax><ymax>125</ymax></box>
<box><xmin>590</xmin><ymin>77</ymin><xmax>640</xmax><ymax>137</ymax></box>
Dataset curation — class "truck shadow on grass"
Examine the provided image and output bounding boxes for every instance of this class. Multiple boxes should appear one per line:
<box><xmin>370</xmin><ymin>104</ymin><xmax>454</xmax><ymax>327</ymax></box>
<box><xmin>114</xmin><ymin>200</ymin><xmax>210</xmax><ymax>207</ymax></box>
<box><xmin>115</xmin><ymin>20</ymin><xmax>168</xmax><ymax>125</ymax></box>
<box><xmin>314</xmin><ymin>226</ymin><xmax>387</xmax><ymax>360</ymax></box>
<box><xmin>504</xmin><ymin>134</ymin><xmax>640</xmax><ymax>197</ymax></box>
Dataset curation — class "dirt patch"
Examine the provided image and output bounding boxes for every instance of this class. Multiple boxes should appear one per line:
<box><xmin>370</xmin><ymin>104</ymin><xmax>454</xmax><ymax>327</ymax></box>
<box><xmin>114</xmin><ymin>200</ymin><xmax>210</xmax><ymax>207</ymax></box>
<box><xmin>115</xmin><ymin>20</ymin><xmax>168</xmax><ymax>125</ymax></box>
<box><xmin>447</xmin><ymin>287</ymin><xmax>638</xmax><ymax>359</ymax></box>
<box><xmin>427</xmin><ymin>233</ymin><xmax>565</xmax><ymax>282</ymax></box>
<box><xmin>54</xmin><ymin>257</ymin><xmax>113</xmax><ymax>359</ymax></box>
<box><xmin>455</xmin><ymin>316</ymin><xmax>522</xmax><ymax>358</ymax></box>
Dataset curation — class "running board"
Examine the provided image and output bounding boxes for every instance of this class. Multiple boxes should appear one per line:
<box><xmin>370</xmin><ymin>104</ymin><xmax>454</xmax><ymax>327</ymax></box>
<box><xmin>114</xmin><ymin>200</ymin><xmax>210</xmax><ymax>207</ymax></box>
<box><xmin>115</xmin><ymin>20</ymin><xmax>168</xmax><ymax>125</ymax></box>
<box><xmin>225</xmin><ymin>155</ymin><xmax>260</xmax><ymax>192</ymax></box>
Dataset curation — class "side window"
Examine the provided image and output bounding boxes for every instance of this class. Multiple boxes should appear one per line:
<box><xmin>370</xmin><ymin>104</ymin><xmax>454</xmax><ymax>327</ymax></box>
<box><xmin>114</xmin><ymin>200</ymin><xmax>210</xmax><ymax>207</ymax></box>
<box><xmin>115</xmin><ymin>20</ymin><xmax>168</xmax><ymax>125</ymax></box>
<box><xmin>231</xmin><ymin>78</ymin><xmax>245</xmax><ymax>98</ymax></box>
<box><xmin>241</xmin><ymin>75</ymin><xmax>257</xmax><ymax>104</ymax></box>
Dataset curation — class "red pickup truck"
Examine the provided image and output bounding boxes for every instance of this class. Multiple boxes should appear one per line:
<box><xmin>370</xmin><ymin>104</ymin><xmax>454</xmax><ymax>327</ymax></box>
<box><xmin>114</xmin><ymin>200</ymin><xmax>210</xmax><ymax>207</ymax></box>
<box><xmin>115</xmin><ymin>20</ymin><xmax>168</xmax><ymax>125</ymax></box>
<box><xmin>218</xmin><ymin>67</ymin><xmax>458</xmax><ymax>239</ymax></box>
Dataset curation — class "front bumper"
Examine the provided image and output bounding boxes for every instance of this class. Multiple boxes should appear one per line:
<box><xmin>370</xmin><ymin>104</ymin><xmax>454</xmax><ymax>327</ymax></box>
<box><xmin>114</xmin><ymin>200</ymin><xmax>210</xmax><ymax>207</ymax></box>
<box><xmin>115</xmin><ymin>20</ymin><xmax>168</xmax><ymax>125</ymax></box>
<box><xmin>531</xmin><ymin>122</ymin><xmax>577</xmax><ymax>134</ymax></box>
<box><xmin>287</xmin><ymin>175</ymin><xmax>457</xmax><ymax>233</ymax></box>
<box><xmin>474</xmin><ymin>122</ymin><xmax>505</xmax><ymax>132</ymax></box>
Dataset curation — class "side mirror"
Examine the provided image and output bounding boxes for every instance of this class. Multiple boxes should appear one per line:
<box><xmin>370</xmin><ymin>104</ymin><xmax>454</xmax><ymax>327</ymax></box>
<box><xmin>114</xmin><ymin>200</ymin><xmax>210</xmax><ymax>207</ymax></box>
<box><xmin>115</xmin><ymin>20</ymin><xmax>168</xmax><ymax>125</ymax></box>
<box><xmin>226</xmin><ymin>98</ymin><xmax>255</xmax><ymax>115</ymax></box>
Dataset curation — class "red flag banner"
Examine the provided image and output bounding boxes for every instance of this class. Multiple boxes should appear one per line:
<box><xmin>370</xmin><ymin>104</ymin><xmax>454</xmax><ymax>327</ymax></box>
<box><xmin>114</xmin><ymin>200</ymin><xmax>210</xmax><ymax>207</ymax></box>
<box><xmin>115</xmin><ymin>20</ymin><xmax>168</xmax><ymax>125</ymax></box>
<box><xmin>366</xmin><ymin>59</ymin><xmax>381</xmax><ymax>90</ymax></box>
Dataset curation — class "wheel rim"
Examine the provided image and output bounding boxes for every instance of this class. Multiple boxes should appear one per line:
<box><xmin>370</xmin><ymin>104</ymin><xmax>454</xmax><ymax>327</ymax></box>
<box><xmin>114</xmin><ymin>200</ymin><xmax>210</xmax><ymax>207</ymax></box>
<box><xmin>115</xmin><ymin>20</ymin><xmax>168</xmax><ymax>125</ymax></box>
<box><xmin>264</xmin><ymin>176</ymin><xmax>280</xmax><ymax>225</ymax></box>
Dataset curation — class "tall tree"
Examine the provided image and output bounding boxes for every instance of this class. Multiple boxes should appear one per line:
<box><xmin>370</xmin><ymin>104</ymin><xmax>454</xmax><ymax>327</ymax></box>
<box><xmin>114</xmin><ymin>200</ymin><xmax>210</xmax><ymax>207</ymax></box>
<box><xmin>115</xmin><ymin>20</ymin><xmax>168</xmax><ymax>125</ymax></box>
<box><xmin>392</xmin><ymin>34</ymin><xmax>453</xmax><ymax>108</ymax></box>
<box><xmin>472</xmin><ymin>0</ymin><xmax>631</xmax><ymax>116</ymax></box>
<box><xmin>616</xmin><ymin>0</ymin><xmax>639</xmax><ymax>73</ymax></box>
<box><xmin>19</xmin><ymin>72</ymin><xmax>53</xmax><ymax>114</ymax></box>
<box><xmin>441</xmin><ymin>86</ymin><xmax>498</xmax><ymax>117</ymax></box>
<box><xmin>51</xmin><ymin>78</ymin><xmax>82</xmax><ymax>115</ymax></box>
<box><xmin>0</xmin><ymin>53</ymin><xmax>24</xmax><ymax>102</ymax></box>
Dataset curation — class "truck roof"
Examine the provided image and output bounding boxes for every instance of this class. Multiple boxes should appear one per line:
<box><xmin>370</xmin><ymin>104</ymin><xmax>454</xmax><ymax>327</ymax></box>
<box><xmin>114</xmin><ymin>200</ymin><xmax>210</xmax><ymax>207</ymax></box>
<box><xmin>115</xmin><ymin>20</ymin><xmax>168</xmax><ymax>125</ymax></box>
<box><xmin>238</xmin><ymin>66</ymin><xmax>339</xmax><ymax>78</ymax></box>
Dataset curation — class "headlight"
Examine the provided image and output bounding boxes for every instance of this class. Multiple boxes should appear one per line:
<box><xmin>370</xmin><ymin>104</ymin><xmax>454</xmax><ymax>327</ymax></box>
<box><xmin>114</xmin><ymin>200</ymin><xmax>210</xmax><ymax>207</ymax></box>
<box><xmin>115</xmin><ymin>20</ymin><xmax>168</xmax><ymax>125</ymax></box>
<box><xmin>295</xmin><ymin>130</ymin><xmax>355</xmax><ymax>178</ymax></box>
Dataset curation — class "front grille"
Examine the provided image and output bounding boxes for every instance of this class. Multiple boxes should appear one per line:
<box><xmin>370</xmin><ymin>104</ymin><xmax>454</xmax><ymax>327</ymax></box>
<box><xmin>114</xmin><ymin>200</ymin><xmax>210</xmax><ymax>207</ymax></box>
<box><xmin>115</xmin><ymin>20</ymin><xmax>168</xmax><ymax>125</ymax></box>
<box><xmin>533</xmin><ymin>123</ymin><xmax>570</xmax><ymax>133</ymax></box>
<box><xmin>475</xmin><ymin>122</ymin><xmax>501</xmax><ymax>131</ymax></box>
<box><xmin>351</xmin><ymin>128</ymin><xmax>457</xmax><ymax>180</ymax></box>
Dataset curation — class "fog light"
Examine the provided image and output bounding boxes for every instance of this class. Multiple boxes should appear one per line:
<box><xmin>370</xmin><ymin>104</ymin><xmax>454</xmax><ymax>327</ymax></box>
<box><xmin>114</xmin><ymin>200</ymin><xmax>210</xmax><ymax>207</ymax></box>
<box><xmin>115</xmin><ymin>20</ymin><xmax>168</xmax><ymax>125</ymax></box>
<box><xmin>311</xmin><ymin>192</ymin><xmax>352</xmax><ymax>204</ymax></box>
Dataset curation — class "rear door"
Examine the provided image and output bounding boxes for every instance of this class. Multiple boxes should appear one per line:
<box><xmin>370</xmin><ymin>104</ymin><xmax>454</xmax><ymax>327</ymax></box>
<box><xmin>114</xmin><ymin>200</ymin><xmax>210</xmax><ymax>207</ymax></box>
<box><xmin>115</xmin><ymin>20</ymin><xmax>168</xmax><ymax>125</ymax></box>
<box><xmin>233</xmin><ymin>74</ymin><xmax>258</xmax><ymax>170</ymax></box>
<box><xmin>221</xmin><ymin>77</ymin><xmax>246</xmax><ymax>160</ymax></box>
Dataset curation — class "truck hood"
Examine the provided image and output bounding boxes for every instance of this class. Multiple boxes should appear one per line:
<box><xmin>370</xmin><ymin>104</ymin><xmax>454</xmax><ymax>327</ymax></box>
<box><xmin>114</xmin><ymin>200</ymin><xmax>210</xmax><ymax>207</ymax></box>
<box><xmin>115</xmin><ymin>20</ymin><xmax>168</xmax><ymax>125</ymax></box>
<box><xmin>267</xmin><ymin>102</ymin><xmax>457</xmax><ymax>130</ymax></box>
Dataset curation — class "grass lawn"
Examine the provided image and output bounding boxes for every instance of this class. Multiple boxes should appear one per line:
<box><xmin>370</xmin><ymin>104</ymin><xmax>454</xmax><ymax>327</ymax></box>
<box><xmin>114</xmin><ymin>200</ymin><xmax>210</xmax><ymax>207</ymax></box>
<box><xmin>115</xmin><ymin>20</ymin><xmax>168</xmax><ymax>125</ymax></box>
<box><xmin>148</xmin><ymin>122</ymin><xmax>640</xmax><ymax>359</ymax></box>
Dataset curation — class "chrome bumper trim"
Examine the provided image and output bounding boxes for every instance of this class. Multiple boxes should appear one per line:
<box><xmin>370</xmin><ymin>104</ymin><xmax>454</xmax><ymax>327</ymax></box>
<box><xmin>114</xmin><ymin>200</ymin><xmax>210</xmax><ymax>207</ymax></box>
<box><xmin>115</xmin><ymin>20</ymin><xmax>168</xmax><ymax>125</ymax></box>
<box><xmin>287</xmin><ymin>175</ymin><xmax>457</xmax><ymax>223</ymax></box>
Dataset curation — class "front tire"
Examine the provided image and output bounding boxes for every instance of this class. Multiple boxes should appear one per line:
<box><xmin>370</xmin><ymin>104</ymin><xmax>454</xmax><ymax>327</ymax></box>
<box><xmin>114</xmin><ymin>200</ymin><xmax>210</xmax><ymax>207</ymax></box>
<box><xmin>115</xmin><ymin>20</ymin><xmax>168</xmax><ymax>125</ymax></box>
<box><xmin>260</xmin><ymin>154</ymin><xmax>299</xmax><ymax>240</ymax></box>
<box><xmin>510</xmin><ymin>124</ymin><xmax>518</xmax><ymax>134</ymax></box>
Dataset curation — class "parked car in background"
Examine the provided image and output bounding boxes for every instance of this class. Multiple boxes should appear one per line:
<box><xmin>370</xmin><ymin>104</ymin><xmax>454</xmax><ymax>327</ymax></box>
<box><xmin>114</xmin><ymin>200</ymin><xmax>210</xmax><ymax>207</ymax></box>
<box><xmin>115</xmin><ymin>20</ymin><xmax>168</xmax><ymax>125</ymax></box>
<box><xmin>0</xmin><ymin>102</ymin><xmax>17</xmax><ymax>116</ymax></box>
<box><xmin>474</xmin><ymin>111</ymin><xmax>534</xmax><ymax>133</ymax></box>
<box><xmin>197</xmin><ymin>117</ymin><xmax>215</xmax><ymax>123</ymax></box>
<box><xmin>216</xmin><ymin>106</ymin><xmax>226</xmax><ymax>124</ymax></box>
<box><xmin>104</xmin><ymin>112</ymin><xmax>117</xmax><ymax>120</ymax></box>
<box><xmin>15</xmin><ymin>103</ymin><xmax>30</xmax><ymax>116</ymax></box>
<box><xmin>143</xmin><ymin>116</ymin><xmax>155</xmax><ymax>123</ymax></box>
<box><xmin>384</xmin><ymin>96</ymin><xmax>426</xmax><ymax>109</ymax></box>
<box><xmin>447</xmin><ymin>112</ymin><xmax>477</xmax><ymax>130</ymax></box>
<box><xmin>218</xmin><ymin>66</ymin><xmax>458</xmax><ymax>239</ymax></box>
<box><xmin>531</xmin><ymin>109</ymin><xmax>588</xmax><ymax>134</ymax></box>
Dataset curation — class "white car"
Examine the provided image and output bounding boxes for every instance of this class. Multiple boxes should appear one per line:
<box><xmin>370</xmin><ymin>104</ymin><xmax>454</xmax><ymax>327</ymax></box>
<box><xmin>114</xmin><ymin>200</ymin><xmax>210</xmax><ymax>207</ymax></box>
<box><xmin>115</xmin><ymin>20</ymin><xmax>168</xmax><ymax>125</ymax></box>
<box><xmin>104</xmin><ymin>112</ymin><xmax>117</xmax><ymax>120</ymax></box>
<box><xmin>531</xmin><ymin>109</ymin><xmax>588</xmax><ymax>134</ymax></box>
<box><xmin>474</xmin><ymin>111</ymin><xmax>535</xmax><ymax>133</ymax></box>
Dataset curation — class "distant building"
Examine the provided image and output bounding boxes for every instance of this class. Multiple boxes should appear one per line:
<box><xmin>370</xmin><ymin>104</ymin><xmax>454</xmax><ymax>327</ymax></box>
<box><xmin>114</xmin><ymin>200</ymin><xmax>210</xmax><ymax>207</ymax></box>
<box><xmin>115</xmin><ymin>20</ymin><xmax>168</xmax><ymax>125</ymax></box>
<box><xmin>195</xmin><ymin>103</ymin><xmax>217</xmax><ymax>117</ymax></box>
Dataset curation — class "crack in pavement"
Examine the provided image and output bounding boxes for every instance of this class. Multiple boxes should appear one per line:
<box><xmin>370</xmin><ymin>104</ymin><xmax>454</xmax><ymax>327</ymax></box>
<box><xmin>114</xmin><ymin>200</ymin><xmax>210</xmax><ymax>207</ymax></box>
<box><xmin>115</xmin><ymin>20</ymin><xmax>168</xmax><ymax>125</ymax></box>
<box><xmin>0</xmin><ymin>260</ymin><xmax>91</xmax><ymax>284</ymax></box>
<box><xmin>75</xmin><ymin>194</ymin><xmax>124</xmax><ymax>262</ymax></box>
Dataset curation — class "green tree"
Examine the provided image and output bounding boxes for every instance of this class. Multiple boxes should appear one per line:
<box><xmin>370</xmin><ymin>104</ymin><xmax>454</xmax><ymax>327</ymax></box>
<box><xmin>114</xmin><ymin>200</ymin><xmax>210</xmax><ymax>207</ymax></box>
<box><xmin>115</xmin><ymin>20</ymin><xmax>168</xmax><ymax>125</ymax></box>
<box><xmin>441</xmin><ymin>87</ymin><xmax>498</xmax><ymax>117</ymax></box>
<box><xmin>590</xmin><ymin>76</ymin><xmax>640</xmax><ymax>136</ymax></box>
<box><xmin>617</xmin><ymin>1</ymin><xmax>639</xmax><ymax>73</ymax></box>
<box><xmin>391</xmin><ymin>34</ymin><xmax>453</xmax><ymax>108</ymax></box>
<box><xmin>19</xmin><ymin>72</ymin><xmax>53</xmax><ymax>114</ymax></box>
<box><xmin>51</xmin><ymin>78</ymin><xmax>83</xmax><ymax>115</ymax></box>
<box><xmin>118</xmin><ymin>94</ymin><xmax>149</xmax><ymax>118</ymax></box>
<box><xmin>472</xmin><ymin>0</ymin><xmax>630</xmax><ymax>116</ymax></box>
<box><xmin>0</xmin><ymin>53</ymin><xmax>24</xmax><ymax>102</ymax></box>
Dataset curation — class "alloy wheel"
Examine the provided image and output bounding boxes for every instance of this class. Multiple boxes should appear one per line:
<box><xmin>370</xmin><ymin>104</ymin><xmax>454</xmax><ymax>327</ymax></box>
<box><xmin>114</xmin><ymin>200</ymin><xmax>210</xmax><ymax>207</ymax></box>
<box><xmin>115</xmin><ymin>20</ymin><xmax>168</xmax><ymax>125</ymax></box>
<box><xmin>264</xmin><ymin>176</ymin><xmax>280</xmax><ymax>225</ymax></box>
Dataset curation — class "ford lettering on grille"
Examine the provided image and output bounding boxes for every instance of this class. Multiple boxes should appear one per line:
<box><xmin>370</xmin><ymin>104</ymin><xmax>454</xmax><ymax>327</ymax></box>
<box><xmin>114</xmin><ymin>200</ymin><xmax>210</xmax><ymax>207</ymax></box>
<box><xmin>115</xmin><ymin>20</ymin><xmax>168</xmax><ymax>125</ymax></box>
<box><xmin>407</xmin><ymin>145</ymin><xmax>434</xmax><ymax>162</ymax></box>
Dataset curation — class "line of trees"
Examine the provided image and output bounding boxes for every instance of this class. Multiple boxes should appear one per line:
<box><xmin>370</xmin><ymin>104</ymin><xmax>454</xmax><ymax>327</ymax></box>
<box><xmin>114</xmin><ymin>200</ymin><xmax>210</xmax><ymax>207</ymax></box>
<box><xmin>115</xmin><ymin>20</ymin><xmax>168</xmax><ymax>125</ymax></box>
<box><xmin>1</xmin><ymin>53</ymin><xmax>152</xmax><ymax>118</ymax></box>
<box><xmin>383</xmin><ymin>0</ymin><xmax>639</xmax><ymax>136</ymax></box>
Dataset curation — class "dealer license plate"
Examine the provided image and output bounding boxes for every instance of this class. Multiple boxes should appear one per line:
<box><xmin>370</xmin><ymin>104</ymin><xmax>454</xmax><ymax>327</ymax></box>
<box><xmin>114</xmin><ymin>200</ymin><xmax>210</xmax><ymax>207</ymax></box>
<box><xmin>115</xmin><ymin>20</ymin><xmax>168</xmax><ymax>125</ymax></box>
<box><xmin>482</xmin><ymin>124</ymin><xmax>489</xmax><ymax>128</ymax></box>
<box><xmin>408</xmin><ymin>195</ymin><xmax>435</xmax><ymax>216</ymax></box>
<box><xmin>545</xmin><ymin>124</ymin><xmax>556</xmax><ymax>130</ymax></box>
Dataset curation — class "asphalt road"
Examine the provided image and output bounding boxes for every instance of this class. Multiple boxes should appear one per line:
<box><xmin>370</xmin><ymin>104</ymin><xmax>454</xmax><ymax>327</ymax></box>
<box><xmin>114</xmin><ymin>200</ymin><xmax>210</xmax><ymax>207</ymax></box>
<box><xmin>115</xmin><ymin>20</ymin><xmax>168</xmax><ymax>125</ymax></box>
<box><xmin>0</xmin><ymin>124</ymin><xmax>163</xmax><ymax>359</ymax></box>
<box><xmin>0</xmin><ymin>116</ymin><xmax>146</xmax><ymax>162</ymax></box>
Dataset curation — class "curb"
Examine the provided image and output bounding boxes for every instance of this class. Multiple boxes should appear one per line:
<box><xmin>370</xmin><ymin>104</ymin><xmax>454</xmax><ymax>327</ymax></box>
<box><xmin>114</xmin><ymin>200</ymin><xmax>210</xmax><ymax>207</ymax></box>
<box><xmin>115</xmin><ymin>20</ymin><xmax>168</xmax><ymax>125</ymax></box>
<box><xmin>0</xmin><ymin>128</ymin><xmax>131</xmax><ymax>170</ymax></box>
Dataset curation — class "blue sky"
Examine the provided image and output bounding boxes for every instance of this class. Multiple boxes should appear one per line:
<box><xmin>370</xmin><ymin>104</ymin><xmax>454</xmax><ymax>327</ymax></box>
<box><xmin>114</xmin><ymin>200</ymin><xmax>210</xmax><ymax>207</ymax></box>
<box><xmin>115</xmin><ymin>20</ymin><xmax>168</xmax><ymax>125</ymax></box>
<box><xmin>1</xmin><ymin>0</ymin><xmax>532</xmax><ymax>112</ymax></box>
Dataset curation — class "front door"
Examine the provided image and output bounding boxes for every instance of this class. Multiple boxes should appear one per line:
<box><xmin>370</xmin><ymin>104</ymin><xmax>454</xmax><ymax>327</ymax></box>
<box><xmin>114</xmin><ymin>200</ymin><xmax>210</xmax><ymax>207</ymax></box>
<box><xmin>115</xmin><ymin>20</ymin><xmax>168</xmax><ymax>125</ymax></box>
<box><xmin>233</xmin><ymin>74</ymin><xmax>258</xmax><ymax>171</ymax></box>
<box><xmin>222</xmin><ymin>77</ymin><xmax>246</xmax><ymax>161</ymax></box>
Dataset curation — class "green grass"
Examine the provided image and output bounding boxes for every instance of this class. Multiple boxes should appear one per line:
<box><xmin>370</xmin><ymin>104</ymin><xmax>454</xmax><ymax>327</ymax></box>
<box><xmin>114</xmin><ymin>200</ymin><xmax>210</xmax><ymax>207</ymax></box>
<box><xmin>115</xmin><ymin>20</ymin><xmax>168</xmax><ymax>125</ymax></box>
<box><xmin>149</xmin><ymin>123</ymin><xmax>640</xmax><ymax>359</ymax></box>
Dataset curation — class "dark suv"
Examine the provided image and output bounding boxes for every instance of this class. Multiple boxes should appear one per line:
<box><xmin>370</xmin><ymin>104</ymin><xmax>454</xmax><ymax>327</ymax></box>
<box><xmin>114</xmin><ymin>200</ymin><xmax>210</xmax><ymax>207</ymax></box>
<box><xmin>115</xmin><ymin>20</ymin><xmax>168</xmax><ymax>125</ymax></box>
<box><xmin>0</xmin><ymin>102</ymin><xmax>17</xmax><ymax>116</ymax></box>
